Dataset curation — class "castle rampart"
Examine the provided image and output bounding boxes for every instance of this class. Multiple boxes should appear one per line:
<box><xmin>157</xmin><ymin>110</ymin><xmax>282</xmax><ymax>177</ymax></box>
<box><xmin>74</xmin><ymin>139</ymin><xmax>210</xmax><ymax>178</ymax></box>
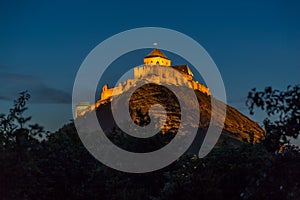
<box><xmin>76</xmin><ymin>49</ymin><xmax>210</xmax><ymax>118</ymax></box>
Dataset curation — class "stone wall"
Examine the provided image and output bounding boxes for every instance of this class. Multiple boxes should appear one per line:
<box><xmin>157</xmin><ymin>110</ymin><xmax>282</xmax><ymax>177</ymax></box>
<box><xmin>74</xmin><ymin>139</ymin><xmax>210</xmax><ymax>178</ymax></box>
<box><xmin>76</xmin><ymin>65</ymin><xmax>210</xmax><ymax>118</ymax></box>
<box><xmin>144</xmin><ymin>57</ymin><xmax>171</xmax><ymax>66</ymax></box>
<box><xmin>101</xmin><ymin>65</ymin><xmax>210</xmax><ymax>101</ymax></box>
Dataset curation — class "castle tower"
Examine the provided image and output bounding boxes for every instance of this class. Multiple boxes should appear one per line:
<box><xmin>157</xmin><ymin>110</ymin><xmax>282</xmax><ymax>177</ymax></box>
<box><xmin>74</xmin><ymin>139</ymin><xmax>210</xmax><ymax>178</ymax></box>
<box><xmin>143</xmin><ymin>48</ymin><xmax>171</xmax><ymax>66</ymax></box>
<box><xmin>75</xmin><ymin>102</ymin><xmax>90</xmax><ymax>118</ymax></box>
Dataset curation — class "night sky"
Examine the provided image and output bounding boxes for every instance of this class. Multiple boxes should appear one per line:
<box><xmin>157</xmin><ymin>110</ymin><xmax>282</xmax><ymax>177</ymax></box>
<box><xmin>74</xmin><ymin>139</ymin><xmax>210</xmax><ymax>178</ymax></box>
<box><xmin>0</xmin><ymin>0</ymin><xmax>299</xmax><ymax>133</ymax></box>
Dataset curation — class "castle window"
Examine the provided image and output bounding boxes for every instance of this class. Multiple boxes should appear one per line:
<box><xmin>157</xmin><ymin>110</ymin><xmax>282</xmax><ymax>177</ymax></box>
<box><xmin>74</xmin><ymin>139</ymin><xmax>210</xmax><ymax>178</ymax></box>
<box><xmin>156</xmin><ymin>61</ymin><xmax>159</xmax><ymax>64</ymax></box>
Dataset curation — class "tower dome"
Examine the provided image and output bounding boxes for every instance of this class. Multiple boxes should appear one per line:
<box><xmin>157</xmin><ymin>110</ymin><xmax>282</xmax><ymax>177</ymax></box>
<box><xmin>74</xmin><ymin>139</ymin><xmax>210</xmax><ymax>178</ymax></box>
<box><xmin>144</xmin><ymin>48</ymin><xmax>171</xmax><ymax>66</ymax></box>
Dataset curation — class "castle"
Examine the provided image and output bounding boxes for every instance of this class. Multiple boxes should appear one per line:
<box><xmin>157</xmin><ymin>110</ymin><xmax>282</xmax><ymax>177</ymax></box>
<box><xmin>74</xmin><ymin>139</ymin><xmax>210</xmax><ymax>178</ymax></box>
<box><xmin>75</xmin><ymin>48</ymin><xmax>210</xmax><ymax>118</ymax></box>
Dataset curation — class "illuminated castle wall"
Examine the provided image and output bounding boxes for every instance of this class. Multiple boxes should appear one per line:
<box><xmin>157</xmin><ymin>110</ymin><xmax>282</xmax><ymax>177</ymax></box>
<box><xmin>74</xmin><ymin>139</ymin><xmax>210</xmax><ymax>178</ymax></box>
<box><xmin>76</xmin><ymin>49</ymin><xmax>210</xmax><ymax>117</ymax></box>
<box><xmin>143</xmin><ymin>48</ymin><xmax>171</xmax><ymax>66</ymax></box>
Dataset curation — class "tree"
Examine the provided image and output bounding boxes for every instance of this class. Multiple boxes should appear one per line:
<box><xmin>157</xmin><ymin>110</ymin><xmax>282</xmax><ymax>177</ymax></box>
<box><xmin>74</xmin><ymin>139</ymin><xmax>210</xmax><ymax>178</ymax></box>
<box><xmin>9</xmin><ymin>91</ymin><xmax>32</xmax><ymax>129</ymax></box>
<box><xmin>246</xmin><ymin>85</ymin><xmax>300</xmax><ymax>151</ymax></box>
<box><xmin>1</xmin><ymin>89</ymin><xmax>300</xmax><ymax>199</ymax></box>
<box><xmin>0</xmin><ymin>91</ymin><xmax>46</xmax><ymax>150</ymax></box>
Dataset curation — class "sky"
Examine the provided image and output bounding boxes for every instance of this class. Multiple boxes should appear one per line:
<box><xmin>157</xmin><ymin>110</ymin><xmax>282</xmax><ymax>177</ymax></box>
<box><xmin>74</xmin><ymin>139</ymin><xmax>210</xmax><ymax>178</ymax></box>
<box><xmin>0</xmin><ymin>0</ymin><xmax>299</xmax><ymax>133</ymax></box>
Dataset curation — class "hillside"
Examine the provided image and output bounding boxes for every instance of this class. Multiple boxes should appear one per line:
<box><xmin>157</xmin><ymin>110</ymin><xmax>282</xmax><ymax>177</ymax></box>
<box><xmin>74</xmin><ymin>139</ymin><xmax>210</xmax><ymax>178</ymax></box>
<box><xmin>75</xmin><ymin>83</ymin><xmax>265</xmax><ymax>153</ymax></box>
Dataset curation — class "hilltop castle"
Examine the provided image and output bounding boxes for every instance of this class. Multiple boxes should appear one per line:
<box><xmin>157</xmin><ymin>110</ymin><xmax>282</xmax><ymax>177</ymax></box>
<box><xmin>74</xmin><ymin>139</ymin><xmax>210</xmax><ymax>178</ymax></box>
<box><xmin>76</xmin><ymin>48</ymin><xmax>210</xmax><ymax>118</ymax></box>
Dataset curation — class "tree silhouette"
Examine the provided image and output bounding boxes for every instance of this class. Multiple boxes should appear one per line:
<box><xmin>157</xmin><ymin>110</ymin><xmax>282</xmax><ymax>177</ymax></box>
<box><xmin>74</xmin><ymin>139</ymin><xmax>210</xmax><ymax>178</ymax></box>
<box><xmin>0</xmin><ymin>91</ymin><xmax>46</xmax><ymax>150</ymax></box>
<box><xmin>9</xmin><ymin>91</ymin><xmax>31</xmax><ymax>129</ymax></box>
<box><xmin>1</xmin><ymin>89</ymin><xmax>300</xmax><ymax>199</ymax></box>
<box><xmin>247</xmin><ymin>85</ymin><xmax>300</xmax><ymax>151</ymax></box>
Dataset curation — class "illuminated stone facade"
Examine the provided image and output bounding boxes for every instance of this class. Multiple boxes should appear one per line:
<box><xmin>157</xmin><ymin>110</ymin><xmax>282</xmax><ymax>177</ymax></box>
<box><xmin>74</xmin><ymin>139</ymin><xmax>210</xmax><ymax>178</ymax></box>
<box><xmin>143</xmin><ymin>48</ymin><xmax>171</xmax><ymax>66</ymax></box>
<box><xmin>75</xmin><ymin>102</ymin><xmax>90</xmax><ymax>118</ymax></box>
<box><xmin>76</xmin><ymin>49</ymin><xmax>210</xmax><ymax>117</ymax></box>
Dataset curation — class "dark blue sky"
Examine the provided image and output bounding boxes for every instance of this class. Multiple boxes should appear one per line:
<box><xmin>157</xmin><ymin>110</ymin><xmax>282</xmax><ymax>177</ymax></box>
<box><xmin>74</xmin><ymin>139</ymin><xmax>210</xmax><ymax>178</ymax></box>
<box><xmin>0</xmin><ymin>0</ymin><xmax>299</xmax><ymax>131</ymax></box>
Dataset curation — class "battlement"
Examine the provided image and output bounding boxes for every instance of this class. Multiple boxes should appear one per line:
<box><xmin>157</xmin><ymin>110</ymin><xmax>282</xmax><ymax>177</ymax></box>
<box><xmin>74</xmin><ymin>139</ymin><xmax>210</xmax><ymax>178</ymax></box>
<box><xmin>76</xmin><ymin>49</ymin><xmax>210</xmax><ymax>118</ymax></box>
<box><xmin>100</xmin><ymin>65</ymin><xmax>210</xmax><ymax>101</ymax></box>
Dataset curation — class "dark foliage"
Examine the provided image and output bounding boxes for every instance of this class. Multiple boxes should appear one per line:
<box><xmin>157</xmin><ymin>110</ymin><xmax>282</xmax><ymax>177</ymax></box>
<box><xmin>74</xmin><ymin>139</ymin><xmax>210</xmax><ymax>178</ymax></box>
<box><xmin>247</xmin><ymin>85</ymin><xmax>300</xmax><ymax>151</ymax></box>
<box><xmin>0</xmin><ymin>89</ymin><xmax>300</xmax><ymax>199</ymax></box>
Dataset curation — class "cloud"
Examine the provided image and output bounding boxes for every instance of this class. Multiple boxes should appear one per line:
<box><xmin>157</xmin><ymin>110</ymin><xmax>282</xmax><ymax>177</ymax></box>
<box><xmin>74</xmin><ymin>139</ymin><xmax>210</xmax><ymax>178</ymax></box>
<box><xmin>0</xmin><ymin>73</ymin><xmax>71</xmax><ymax>104</ymax></box>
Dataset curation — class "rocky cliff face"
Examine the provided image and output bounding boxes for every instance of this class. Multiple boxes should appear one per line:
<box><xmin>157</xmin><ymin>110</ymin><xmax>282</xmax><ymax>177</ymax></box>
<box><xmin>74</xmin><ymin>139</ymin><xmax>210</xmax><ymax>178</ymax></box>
<box><xmin>81</xmin><ymin>83</ymin><xmax>265</xmax><ymax>153</ymax></box>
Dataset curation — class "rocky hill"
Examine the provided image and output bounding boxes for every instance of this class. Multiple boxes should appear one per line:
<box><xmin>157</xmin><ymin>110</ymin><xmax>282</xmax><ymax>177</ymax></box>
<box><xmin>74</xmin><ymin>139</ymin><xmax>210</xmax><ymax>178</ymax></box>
<box><xmin>78</xmin><ymin>83</ymin><xmax>265</xmax><ymax>153</ymax></box>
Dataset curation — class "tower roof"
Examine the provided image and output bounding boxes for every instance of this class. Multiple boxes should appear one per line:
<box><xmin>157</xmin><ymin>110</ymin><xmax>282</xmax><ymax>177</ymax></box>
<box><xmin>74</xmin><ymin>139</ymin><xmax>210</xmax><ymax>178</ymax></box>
<box><xmin>171</xmin><ymin>65</ymin><xmax>194</xmax><ymax>76</ymax></box>
<box><xmin>144</xmin><ymin>48</ymin><xmax>170</xmax><ymax>60</ymax></box>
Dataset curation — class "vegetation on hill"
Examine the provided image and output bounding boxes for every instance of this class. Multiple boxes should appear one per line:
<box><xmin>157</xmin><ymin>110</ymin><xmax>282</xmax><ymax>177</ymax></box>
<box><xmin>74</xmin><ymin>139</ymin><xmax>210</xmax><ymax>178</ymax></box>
<box><xmin>95</xmin><ymin>83</ymin><xmax>265</xmax><ymax>147</ymax></box>
<box><xmin>0</xmin><ymin>86</ymin><xmax>300</xmax><ymax>199</ymax></box>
